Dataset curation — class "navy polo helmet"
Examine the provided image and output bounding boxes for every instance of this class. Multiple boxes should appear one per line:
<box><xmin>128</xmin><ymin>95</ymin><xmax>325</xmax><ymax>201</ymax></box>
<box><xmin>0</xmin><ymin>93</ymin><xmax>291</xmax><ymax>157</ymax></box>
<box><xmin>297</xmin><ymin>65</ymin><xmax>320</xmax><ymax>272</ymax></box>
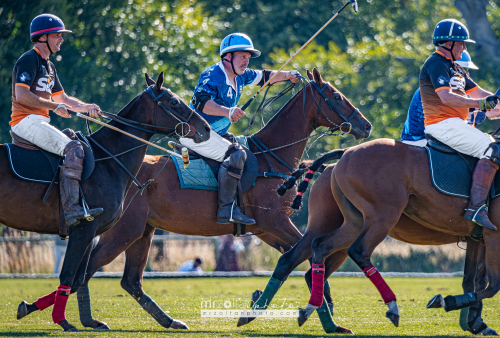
<box><xmin>433</xmin><ymin>19</ymin><xmax>475</xmax><ymax>46</ymax></box>
<box><xmin>30</xmin><ymin>14</ymin><xmax>72</xmax><ymax>42</ymax></box>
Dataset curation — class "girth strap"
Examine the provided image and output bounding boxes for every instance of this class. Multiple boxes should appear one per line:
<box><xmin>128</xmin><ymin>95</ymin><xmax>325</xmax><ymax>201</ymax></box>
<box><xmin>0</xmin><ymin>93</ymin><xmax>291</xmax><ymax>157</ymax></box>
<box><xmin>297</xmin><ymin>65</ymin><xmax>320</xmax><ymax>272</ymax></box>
<box><xmin>248</xmin><ymin>136</ymin><xmax>294</xmax><ymax>172</ymax></box>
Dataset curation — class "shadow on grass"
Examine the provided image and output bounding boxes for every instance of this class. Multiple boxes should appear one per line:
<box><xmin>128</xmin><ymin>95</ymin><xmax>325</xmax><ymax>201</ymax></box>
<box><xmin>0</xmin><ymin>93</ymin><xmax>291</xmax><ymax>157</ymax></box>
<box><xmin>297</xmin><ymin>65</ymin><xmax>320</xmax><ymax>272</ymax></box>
<box><xmin>0</xmin><ymin>333</ymin><xmax>51</xmax><ymax>337</ymax></box>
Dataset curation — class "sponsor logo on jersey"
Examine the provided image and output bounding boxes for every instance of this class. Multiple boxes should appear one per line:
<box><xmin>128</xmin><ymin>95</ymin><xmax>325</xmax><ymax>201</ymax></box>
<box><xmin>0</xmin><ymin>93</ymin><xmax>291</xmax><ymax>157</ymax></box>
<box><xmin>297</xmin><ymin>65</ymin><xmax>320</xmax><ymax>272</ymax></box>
<box><xmin>437</xmin><ymin>76</ymin><xmax>447</xmax><ymax>86</ymax></box>
<box><xmin>19</xmin><ymin>72</ymin><xmax>30</xmax><ymax>82</ymax></box>
<box><xmin>35</xmin><ymin>77</ymin><xmax>55</xmax><ymax>93</ymax></box>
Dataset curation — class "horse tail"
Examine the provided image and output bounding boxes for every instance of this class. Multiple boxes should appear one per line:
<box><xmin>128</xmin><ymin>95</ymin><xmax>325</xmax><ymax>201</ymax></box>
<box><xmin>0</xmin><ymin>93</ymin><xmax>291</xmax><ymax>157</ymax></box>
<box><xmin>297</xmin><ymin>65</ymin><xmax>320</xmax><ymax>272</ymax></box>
<box><xmin>276</xmin><ymin>149</ymin><xmax>345</xmax><ymax>209</ymax></box>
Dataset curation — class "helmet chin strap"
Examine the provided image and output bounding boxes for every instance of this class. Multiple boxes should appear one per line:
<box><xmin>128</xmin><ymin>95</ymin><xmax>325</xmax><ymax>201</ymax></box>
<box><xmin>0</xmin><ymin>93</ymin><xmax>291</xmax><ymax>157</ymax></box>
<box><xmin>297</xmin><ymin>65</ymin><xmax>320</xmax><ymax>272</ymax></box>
<box><xmin>40</xmin><ymin>34</ymin><xmax>54</xmax><ymax>55</ymax></box>
<box><xmin>441</xmin><ymin>41</ymin><xmax>457</xmax><ymax>62</ymax></box>
<box><xmin>222</xmin><ymin>52</ymin><xmax>242</xmax><ymax>76</ymax></box>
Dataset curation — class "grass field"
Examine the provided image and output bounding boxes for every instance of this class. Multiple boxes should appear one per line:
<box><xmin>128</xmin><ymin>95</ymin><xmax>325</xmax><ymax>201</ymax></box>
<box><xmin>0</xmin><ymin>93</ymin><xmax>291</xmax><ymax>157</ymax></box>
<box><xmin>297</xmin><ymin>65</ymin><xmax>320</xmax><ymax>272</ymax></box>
<box><xmin>0</xmin><ymin>277</ymin><xmax>498</xmax><ymax>337</ymax></box>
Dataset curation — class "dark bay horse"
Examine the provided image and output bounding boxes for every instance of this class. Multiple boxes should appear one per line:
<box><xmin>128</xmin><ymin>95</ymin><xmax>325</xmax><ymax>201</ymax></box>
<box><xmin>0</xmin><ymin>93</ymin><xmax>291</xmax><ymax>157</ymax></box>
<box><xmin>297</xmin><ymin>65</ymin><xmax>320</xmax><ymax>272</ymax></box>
<box><xmin>251</xmin><ymin>157</ymin><xmax>492</xmax><ymax>335</ymax></box>
<box><xmin>299</xmin><ymin>139</ymin><xmax>500</xmax><ymax>333</ymax></box>
<box><xmin>12</xmin><ymin>72</ymin><xmax>210</xmax><ymax>331</ymax></box>
<box><xmin>49</xmin><ymin>68</ymin><xmax>371</xmax><ymax>331</ymax></box>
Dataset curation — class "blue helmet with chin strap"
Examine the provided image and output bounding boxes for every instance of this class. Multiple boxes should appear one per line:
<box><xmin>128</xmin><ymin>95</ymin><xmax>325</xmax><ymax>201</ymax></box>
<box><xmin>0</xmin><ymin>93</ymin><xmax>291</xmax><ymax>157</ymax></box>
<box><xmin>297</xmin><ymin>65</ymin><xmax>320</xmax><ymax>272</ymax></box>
<box><xmin>432</xmin><ymin>19</ymin><xmax>475</xmax><ymax>46</ymax></box>
<box><xmin>30</xmin><ymin>14</ymin><xmax>72</xmax><ymax>43</ymax></box>
<box><xmin>220</xmin><ymin>33</ymin><xmax>261</xmax><ymax>58</ymax></box>
<box><xmin>456</xmin><ymin>51</ymin><xmax>478</xmax><ymax>70</ymax></box>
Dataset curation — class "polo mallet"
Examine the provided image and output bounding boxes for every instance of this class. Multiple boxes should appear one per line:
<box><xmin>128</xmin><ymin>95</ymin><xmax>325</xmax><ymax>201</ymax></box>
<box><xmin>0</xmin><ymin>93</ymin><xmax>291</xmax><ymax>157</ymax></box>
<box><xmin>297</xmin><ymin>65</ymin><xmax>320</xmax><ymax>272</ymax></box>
<box><xmin>240</xmin><ymin>0</ymin><xmax>358</xmax><ymax>111</ymax></box>
<box><xmin>68</xmin><ymin>110</ymin><xmax>190</xmax><ymax>168</ymax></box>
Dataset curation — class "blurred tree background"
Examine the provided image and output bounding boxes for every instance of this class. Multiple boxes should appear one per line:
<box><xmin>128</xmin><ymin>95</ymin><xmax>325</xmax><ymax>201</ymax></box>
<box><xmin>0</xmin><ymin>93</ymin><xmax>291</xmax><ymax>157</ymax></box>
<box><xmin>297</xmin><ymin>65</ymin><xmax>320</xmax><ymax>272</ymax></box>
<box><xmin>1</xmin><ymin>0</ymin><xmax>499</xmax><ymax>231</ymax></box>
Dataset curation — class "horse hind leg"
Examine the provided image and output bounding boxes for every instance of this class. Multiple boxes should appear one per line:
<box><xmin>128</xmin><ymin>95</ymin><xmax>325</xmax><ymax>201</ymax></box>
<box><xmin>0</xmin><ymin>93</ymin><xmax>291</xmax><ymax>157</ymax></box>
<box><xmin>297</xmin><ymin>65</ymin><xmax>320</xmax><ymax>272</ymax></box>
<box><xmin>120</xmin><ymin>224</ymin><xmax>188</xmax><ymax>330</ymax></box>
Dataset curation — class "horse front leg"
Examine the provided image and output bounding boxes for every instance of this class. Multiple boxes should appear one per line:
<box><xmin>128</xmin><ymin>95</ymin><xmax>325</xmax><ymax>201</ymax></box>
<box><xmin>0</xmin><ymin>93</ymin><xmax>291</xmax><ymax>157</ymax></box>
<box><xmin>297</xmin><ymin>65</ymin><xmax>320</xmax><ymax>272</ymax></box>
<box><xmin>50</xmin><ymin>221</ymin><xmax>98</xmax><ymax>332</ymax></box>
<box><xmin>120</xmin><ymin>224</ymin><xmax>188</xmax><ymax>330</ymax></box>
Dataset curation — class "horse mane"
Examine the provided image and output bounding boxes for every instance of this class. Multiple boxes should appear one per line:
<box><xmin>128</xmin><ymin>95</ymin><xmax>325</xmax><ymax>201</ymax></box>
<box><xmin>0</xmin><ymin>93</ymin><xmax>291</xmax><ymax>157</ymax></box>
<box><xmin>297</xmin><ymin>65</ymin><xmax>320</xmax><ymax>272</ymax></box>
<box><xmin>252</xmin><ymin>82</ymin><xmax>311</xmax><ymax>136</ymax></box>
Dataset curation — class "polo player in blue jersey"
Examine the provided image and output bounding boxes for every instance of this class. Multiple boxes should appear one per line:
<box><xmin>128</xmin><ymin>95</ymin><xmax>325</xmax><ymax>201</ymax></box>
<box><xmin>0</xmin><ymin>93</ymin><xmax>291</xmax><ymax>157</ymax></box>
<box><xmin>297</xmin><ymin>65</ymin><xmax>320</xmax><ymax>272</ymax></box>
<box><xmin>180</xmin><ymin>33</ymin><xmax>300</xmax><ymax>225</ymax></box>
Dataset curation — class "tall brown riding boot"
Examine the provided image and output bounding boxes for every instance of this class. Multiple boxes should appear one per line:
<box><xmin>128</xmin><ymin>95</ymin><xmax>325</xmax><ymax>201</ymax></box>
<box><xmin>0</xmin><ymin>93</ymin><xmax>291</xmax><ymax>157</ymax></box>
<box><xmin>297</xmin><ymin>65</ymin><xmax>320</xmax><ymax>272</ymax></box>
<box><xmin>217</xmin><ymin>145</ymin><xmax>255</xmax><ymax>225</ymax></box>
<box><xmin>464</xmin><ymin>158</ymin><xmax>499</xmax><ymax>231</ymax></box>
<box><xmin>60</xmin><ymin>141</ymin><xmax>103</xmax><ymax>226</ymax></box>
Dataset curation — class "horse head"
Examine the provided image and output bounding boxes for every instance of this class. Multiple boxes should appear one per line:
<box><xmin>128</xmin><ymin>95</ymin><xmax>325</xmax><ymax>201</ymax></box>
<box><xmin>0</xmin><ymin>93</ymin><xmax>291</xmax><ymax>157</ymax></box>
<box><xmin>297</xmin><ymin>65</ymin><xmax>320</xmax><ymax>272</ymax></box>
<box><xmin>306</xmin><ymin>68</ymin><xmax>371</xmax><ymax>140</ymax></box>
<box><xmin>141</xmin><ymin>72</ymin><xmax>211</xmax><ymax>143</ymax></box>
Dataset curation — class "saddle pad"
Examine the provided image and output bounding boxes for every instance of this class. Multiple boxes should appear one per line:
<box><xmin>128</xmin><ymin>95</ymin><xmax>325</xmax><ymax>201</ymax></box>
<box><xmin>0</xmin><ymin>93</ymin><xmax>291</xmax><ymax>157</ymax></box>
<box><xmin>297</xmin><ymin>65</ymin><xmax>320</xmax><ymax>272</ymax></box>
<box><xmin>6</xmin><ymin>144</ymin><xmax>57</xmax><ymax>183</ymax></box>
<box><xmin>173</xmin><ymin>156</ymin><xmax>218</xmax><ymax>191</ymax></box>
<box><xmin>426</xmin><ymin>147</ymin><xmax>500</xmax><ymax>199</ymax></box>
<box><xmin>6</xmin><ymin>132</ymin><xmax>95</xmax><ymax>184</ymax></box>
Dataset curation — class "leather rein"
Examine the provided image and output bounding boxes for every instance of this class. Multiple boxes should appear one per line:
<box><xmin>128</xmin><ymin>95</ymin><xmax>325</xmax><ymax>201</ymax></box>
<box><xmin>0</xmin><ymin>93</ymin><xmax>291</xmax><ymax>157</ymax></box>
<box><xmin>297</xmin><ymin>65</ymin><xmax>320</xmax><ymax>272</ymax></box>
<box><xmin>248</xmin><ymin>77</ymin><xmax>360</xmax><ymax>179</ymax></box>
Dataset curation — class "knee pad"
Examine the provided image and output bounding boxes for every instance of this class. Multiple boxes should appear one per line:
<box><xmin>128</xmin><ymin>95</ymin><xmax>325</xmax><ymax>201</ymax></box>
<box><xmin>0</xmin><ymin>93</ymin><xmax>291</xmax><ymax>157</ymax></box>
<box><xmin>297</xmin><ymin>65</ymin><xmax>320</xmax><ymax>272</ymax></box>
<box><xmin>223</xmin><ymin>144</ymin><xmax>246</xmax><ymax>179</ymax></box>
<box><xmin>62</xmin><ymin>140</ymin><xmax>84</xmax><ymax>179</ymax></box>
<box><xmin>485</xmin><ymin>142</ymin><xmax>500</xmax><ymax>166</ymax></box>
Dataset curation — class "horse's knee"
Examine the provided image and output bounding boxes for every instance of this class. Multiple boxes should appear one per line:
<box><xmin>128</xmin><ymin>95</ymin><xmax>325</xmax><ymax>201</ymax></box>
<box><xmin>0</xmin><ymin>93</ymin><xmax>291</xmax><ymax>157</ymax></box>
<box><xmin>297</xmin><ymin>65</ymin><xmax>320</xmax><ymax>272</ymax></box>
<box><xmin>121</xmin><ymin>277</ymin><xmax>143</xmax><ymax>299</ymax></box>
<box><xmin>347</xmin><ymin>244</ymin><xmax>365</xmax><ymax>266</ymax></box>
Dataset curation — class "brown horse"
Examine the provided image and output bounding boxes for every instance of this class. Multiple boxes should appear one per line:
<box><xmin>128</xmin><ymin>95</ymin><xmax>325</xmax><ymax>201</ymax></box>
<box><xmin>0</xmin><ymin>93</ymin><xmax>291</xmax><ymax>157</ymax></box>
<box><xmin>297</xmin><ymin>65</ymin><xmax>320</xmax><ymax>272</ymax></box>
<box><xmin>246</xmin><ymin>155</ymin><xmax>493</xmax><ymax>335</ymax></box>
<box><xmin>40</xmin><ymin>68</ymin><xmax>371</xmax><ymax>331</ymax></box>
<box><xmin>299</xmin><ymin>139</ymin><xmax>500</xmax><ymax>333</ymax></box>
<box><xmin>12</xmin><ymin>73</ymin><xmax>211</xmax><ymax>331</ymax></box>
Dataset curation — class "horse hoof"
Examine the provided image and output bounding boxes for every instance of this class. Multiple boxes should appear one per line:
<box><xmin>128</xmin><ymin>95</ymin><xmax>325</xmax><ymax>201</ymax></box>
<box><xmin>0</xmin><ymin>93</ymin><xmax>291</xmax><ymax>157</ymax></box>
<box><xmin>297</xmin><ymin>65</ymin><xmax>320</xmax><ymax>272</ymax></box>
<box><xmin>427</xmin><ymin>294</ymin><xmax>444</xmax><ymax>309</ymax></box>
<box><xmin>170</xmin><ymin>319</ymin><xmax>189</xmax><ymax>330</ymax></box>
<box><xmin>335</xmin><ymin>326</ymin><xmax>354</xmax><ymax>334</ymax></box>
<box><xmin>298</xmin><ymin>308</ymin><xmax>310</xmax><ymax>327</ymax></box>
<box><xmin>386</xmin><ymin>312</ymin><xmax>400</xmax><ymax>327</ymax></box>
<box><xmin>58</xmin><ymin>319</ymin><xmax>80</xmax><ymax>332</ymax></box>
<box><xmin>92</xmin><ymin>320</ymin><xmax>110</xmax><ymax>330</ymax></box>
<box><xmin>251</xmin><ymin>289</ymin><xmax>262</xmax><ymax>307</ymax></box>
<box><xmin>480</xmin><ymin>327</ymin><xmax>499</xmax><ymax>336</ymax></box>
<box><xmin>17</xmin><ymin>301</ymin><xmax>28</xmax><ymax>320</ymax></box>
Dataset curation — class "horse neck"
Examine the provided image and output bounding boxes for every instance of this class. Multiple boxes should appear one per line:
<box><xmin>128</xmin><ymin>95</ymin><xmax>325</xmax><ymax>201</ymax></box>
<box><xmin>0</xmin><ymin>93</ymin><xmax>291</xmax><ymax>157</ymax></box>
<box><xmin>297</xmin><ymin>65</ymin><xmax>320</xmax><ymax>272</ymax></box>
<box><xmin>252</xmin><ymin>89</ymin><xmax>318</xmax><ymax>171</ymax></box>
<box><xmin>90</xmin><ymin>102</ymin><xmax>154</xmax><ymax>186</ymax></box>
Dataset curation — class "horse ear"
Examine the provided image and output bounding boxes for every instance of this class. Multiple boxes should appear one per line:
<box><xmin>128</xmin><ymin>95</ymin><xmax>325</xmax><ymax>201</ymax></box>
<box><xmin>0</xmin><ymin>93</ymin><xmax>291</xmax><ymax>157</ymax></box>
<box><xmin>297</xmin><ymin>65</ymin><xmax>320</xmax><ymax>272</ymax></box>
<box><xmin>313</xmin><ymin>68</ymin><xmax>324</xmax><ymax>85</ymax></box>
<box><xmin>145</xmin><ymin>73</ymin><xmax>155</xmax><ymax>87</ymax></box>
<box><xmin>155</xmin><ymin>71</ymin><xmax>164</xmax><ymax>91</ymax></box>
<box><xmin>306</xmin><ymin>69</ymin><xmax>313</xmax><ymax>81</ymax></box>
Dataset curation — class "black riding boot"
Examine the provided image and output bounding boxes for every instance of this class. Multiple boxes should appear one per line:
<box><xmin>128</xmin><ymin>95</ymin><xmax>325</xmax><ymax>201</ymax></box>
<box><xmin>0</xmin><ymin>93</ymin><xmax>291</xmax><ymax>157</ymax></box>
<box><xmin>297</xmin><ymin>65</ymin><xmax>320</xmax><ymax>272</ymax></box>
<box><xmin>464</xmin><ymin>158</ymin><xmax>498</xmax><ymax>231</ymax></box>
<box><xmin>60</xmin><ymin>141</ymin><xmax>103</xmax><ymax>226</ymax></box>
<box><xmin>217</xmin><ymin>145</ymin><xmax>255</xmax><ymax>225</ymax></box>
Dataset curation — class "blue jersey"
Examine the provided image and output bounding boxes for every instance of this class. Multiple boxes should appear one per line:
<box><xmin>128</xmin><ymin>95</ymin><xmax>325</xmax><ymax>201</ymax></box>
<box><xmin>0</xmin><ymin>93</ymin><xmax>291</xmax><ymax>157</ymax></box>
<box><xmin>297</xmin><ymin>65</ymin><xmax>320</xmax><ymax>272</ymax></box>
<box><xmin>189</xmin><ymin>61</ymin><xmax>262</xmax><ymax>136</ymax></box>
<box><xmin>401</xmin><ymin>88</ymin><xmax>425</xmax><ymax>142</ymax></box>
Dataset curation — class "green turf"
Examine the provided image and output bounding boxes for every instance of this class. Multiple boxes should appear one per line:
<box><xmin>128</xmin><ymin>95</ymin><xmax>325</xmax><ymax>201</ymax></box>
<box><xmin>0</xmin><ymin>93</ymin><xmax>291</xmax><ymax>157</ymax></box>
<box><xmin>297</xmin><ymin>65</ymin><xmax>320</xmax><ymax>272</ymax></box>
<box><xmin>0</xmin><ymin>277</ymin><xmax>497</xmax><ymax>337</ymax></box>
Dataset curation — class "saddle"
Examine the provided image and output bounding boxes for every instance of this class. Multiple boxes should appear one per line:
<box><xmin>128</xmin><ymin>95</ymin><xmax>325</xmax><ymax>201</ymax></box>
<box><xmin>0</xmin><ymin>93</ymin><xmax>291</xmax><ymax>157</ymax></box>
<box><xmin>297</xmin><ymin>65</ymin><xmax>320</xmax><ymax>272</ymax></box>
<box><xmin>7</xmin><ymin>130</ymin><xmax>95</xmax><ymax>184</ymax></box>
<box><xmin>169</xmin><ymin>140</ymin><xmax>259</xmax><ymax>193</ymax></box>
<box><xmin>425</xmin><ymin>134</ymin><xmax>500</xmax><ymax>198</ymax></box>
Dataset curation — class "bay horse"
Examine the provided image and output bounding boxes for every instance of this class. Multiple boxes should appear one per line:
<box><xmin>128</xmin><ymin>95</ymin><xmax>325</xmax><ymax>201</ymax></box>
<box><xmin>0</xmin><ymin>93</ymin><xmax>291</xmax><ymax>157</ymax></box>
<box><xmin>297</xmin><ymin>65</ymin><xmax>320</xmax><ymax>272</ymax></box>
<box><xmin>299</xmin><ymin>139</ymin><xmax>500</xmax><ymax>333</ymax></box>
<box><xmin>248</xmin><ymin>155</ymin><xmax>492</xmax><ymax>335</ymax></box>
<box><xmin>12</xmin><ymin>72</ymin><xmax>211</xmax><ymax>331</ymax></box>
<box><xmin>44</xmin><ymin>68</ymin><xmax>371</xmax><ymax>331</ymax></box>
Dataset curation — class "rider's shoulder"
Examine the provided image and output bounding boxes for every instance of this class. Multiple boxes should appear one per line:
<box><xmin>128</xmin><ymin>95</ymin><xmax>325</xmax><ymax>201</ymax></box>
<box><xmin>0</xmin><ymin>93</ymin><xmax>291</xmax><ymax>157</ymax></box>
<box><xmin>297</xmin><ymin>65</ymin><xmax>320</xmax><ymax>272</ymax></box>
<box><xmin>16</xmin><ymin>49</ymin><xmax>39</xmax><ymax>64</ymax></box>
<box><xmin>199</xmin><ymin>63</ymin><xmax>225</xmax><ymax>82</ymax></box>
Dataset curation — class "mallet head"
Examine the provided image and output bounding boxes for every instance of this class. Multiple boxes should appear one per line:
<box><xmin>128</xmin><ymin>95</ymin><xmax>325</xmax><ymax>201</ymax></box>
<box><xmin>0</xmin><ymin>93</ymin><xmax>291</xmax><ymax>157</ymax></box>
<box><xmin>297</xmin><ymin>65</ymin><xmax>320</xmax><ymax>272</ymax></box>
<box><xmin>350</xmin><ymin>0</ymin><xmax>358</xmax><ymax>12</ymax></box>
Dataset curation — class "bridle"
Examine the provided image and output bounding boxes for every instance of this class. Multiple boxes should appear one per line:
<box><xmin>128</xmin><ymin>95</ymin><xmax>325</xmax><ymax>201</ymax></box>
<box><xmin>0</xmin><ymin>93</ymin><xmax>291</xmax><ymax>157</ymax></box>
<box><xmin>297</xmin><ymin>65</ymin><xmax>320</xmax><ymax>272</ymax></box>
<box><xmin>92</xmin><ymin>86</ymin><xmax>196</xmax><ymax>138</ymax></box>
<box><xmin>248</xmin><ymin>77</ymin><xmax>361</xmax><ymax>179</ymax></box>
<box><xmin>308</xmin><ymin>80</ymin><xmax>360</xmax><ymax>133</ymax></box>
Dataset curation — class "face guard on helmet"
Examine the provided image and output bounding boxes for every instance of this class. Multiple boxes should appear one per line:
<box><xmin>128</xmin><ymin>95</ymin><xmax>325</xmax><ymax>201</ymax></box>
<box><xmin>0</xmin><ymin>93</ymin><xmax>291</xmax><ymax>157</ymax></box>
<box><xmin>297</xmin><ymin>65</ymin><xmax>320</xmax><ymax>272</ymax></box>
<box><xmin>433</xmin><ymin>19</ymin><xmax>475</xmax><ymax>62</ymax></box>
<box><xmin>220</xmin><ymin>33</ymin><xmax>260</xmax><ymax>75</ymax></box>
<box><xmin>30</xmin><ymin>14</ymin><xmax>72</xmax><ymax>54</ymax></box>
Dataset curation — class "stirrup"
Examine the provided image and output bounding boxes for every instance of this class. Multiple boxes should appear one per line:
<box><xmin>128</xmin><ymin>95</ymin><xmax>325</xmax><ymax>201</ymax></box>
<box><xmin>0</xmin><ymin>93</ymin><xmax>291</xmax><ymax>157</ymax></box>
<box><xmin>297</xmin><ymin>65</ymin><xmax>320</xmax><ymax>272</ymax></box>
<box><xmin>466</xmin><ymin>204</ymin><xmax>488</xmax><ymax>223</ymax></box>
<box><xmin>229</xmin><ymin>200</ymin><xmax>236</xmax><ymax>223</ymax></box>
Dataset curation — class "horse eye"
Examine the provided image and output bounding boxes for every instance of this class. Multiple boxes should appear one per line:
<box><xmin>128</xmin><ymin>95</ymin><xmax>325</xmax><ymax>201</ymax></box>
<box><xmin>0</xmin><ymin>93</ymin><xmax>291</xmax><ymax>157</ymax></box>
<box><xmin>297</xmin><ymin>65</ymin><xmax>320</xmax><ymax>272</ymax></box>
<box><xmin>334</xmin><ymin>93</ymin><xmax>341</xmax><ymax>100</ymax></box>
<box><xmin>170</xmin><ymin>99</ymin><xmax>178</xmax><ymax>105</ymax></box>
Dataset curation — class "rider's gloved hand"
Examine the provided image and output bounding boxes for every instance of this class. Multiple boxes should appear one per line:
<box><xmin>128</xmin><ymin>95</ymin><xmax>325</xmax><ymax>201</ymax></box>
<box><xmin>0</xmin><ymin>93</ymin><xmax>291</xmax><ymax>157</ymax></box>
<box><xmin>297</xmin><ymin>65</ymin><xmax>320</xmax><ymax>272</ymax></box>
<box><xmin>228</xmin><ymin>107</ymin><xmax>245</xmax><ymax>122</ymax></box>
<box><xmin>479</xmin><ymin>95</ymin><xmax>500</xmax><ymax>111</ymax></box>
<box><xmin>287</xmin><ymin>70</ymin><xmax>301</xmax><ymax>84</ymax></box>
<box><xmin>467</xmin><ymin>109</ymin><xmax>486</xmax><ymax>126</ymax></box>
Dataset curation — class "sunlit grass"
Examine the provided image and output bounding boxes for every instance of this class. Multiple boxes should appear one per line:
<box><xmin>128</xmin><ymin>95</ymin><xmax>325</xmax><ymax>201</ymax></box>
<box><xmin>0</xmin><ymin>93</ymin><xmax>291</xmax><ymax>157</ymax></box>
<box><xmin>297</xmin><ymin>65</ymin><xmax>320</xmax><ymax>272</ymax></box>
<box><xmin>0</xmin><ymin>277</ymin><xmax>497</xmax><ymax>337</ymax></box>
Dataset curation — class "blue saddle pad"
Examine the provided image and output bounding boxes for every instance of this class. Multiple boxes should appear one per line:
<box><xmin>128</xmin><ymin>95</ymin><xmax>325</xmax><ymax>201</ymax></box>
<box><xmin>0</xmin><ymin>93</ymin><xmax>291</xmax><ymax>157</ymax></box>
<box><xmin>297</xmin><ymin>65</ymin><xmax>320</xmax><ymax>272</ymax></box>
<box><xmin>6</xmin><ymin>132</ymin><xmax>95</xmax><ymax>184</ymax></box>
<box><xmin>426</xmin><ymin>147</ymin><xmax>500</xmax><ymax>199</ymax></box>
<box><xmin>173</xmin><ymin>156</ymin><xmax>218</xmax><ymax>191</ymax></box>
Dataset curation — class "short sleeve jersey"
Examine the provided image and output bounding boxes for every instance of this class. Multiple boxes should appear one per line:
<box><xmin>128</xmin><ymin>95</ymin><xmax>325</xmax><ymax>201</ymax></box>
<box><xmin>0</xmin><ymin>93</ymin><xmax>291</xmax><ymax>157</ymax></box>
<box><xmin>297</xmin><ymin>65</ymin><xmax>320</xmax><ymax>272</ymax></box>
<box><xmin>11</xmin><ymin>47</ymin><xmax>64</xmax><ymax>126</ymax></box>
<box><xmin>419</xmin><ymin>51</ymin><xmax>477</xmax><ymax>126</ymax></box>
<box><xmin>400</xmin><ymin>88</ymin><xmax>425</xmax><ymax>142</ymax></box>
<box><xmin>189</xmin><ymin>61</ymin><xmax>262</xmax><ymax>136</ymax></box>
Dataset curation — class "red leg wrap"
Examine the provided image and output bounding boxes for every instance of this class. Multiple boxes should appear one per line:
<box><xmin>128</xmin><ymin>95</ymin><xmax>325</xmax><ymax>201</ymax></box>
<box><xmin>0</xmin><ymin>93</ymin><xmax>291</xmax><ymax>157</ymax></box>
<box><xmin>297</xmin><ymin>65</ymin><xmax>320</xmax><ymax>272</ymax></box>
<box><xmin>52</xmin><ymin>285</ymin><xmax>71</xmax><ymax>323</ymax></box>
<box><xmin>34</xmin><ymin>291</ymin><xmax>56</xmax><ymax>311</ymax></box>
<box><xmin>363</xmin><ymin>265</ymin><xmax>396</xmax><ymax>304</ymax></box>
<box><xmin>309</xmin><ymin>264</ymin><xmax>325</xmax><ymax>307</ymax></box>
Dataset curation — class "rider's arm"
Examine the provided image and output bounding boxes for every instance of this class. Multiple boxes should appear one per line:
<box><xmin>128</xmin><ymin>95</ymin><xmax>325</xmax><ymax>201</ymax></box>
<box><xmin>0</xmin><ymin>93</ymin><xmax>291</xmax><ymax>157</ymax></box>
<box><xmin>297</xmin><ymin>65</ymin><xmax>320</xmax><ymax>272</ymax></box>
<box><xmin>52</xmin><ymin>93</ymin><xmax>102</xmax><ymax>117</ymax></box>
<box><xmin>202</xmin><ymin>100</ymin><xmax>231</xmax><ymax>118</ymax></box>
<box><xmin>467</xmin><ymin>86</ymin><xmax>494</xmax><ymax>99</ymax></box>
<box><xmin>437</xmin><ymin>90</ymin><xmax>480</xmax><ymax>109</ymax></box>
<box><xmin>15</xmin><ymin>86</ymin><xmax>59</xmax><ymax>111</ymax></box>
<box><xmin>267</xmin><ymin>70</ymin><xmax>300</xmax><ymax>85</ymax></box>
